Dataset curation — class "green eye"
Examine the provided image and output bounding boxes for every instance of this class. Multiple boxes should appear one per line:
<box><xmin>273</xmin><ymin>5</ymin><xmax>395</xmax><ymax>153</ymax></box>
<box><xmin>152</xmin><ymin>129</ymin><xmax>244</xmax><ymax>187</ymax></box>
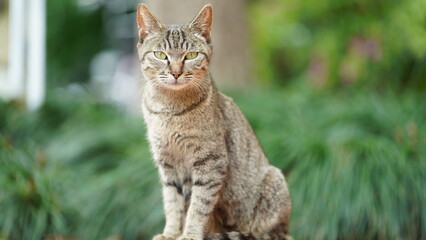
<box><xmin>185</xmin><ymin>52</ymin><xmax>198</xmax><ymax>60</ymax></box>
<box><xmin>154</xmin><ymin>51</ymin><xmax>167</xmax><ymax>60</ymax></box>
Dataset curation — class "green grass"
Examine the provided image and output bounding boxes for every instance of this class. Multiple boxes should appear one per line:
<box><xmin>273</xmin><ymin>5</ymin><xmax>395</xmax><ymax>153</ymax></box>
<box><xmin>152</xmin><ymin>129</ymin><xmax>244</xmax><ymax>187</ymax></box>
<box><xmin>0</xmin><ymin>89</ymin><xmax>163</xmax><ymax>240</ymax></box>
<box><xmin>233</xmin><ymin>86</ymin><xmax>426</xmax><ymax>239</ymax></box>
<box><xmin>1</xmin><ymin>86</ymin><xmax>425</xmax><ymax>239</ymax></box>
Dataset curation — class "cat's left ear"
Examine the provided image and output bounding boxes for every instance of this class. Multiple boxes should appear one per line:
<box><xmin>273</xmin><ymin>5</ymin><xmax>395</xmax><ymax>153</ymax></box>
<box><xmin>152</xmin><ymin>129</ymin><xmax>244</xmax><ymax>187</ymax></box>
<box><xmin>137</xmin><ymin>4</ymin><xmax>164</xmax><ymax>40</ymax></box>
<box><xmin>189</xmin><ymin>4</ymin><xmax>213</xmax><ymax>41</ymax></box>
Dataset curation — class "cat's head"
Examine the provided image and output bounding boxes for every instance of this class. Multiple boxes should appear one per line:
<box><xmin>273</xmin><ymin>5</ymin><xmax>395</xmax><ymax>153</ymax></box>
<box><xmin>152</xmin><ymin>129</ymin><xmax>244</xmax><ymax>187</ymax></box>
<box><xmin>136</xmin><ymin>4</ymin><xmax>213</xmax><ymax>91</ymax></box>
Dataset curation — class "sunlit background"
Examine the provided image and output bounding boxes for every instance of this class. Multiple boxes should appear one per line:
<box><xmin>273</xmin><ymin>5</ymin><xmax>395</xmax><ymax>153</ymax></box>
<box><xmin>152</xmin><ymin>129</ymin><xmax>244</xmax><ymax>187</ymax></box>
<box><xmin>0</xmin><ymin>0</ymin><xmax>425</xmax><ymax>239</ymax></box>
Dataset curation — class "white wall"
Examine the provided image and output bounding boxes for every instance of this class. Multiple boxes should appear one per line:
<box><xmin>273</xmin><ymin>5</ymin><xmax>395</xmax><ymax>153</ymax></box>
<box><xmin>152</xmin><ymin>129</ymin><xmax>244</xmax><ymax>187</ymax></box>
<box><xmin>4</xmin><ymin>0</ymin><xmax>46</xmax><ymax>110</ymax></box>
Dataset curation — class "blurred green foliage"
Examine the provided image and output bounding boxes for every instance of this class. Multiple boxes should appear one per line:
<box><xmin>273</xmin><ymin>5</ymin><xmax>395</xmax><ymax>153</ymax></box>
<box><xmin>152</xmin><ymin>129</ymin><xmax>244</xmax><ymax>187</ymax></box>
<box><xmin>250</xmin><ymin>0</ymin><xmax>426</xmax><ymax>89</ymax></box>
<box><xmin>45</xmin><ymin>0</ymin><xmax>426</xmax><ymax>90</ymax></box>
<box><xmin>0</xmin><ymin>88</ymin><xmax>163</xmax><ymax>240</ymax></box>
<box><xmin>233</xmin><ymin>86</ymin><xmax>426</xmax><ymax>239</ymax></box>
<box><xmin>1</xmin><ymin>86</ymin><xmax>426</xmax><ymax>239</ymax></box>
<box><xmin>46</xmin><ymin>1</ymin><xmax>105</xmax><ymax>87</ymax></box>
<box><xmin>46</xmin><ymin>0</ymin><xmax>136</xmax><ymax>88</ymax></box>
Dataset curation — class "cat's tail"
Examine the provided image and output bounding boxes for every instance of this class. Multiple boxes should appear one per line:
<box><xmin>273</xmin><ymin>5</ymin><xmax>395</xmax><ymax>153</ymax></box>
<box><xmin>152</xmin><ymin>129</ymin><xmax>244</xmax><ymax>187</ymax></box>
<box><xmin>204</xmin><ymin>232</ymin><xmax>293</xmax><ymax>240</ymax></box>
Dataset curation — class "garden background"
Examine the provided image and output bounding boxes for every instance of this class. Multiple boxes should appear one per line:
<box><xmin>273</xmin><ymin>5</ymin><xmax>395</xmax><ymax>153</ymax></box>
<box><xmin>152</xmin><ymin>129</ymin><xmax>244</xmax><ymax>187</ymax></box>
<box><xmin>0</xmin><ymin>0</ymin><xmax>425</xmax><ymax>239</ymax></box>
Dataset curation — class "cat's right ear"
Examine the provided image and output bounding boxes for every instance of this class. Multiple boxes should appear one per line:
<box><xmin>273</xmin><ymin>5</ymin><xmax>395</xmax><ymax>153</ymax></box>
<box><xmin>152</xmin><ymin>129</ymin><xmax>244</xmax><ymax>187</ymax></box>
<box><xmin>136</xmin><ymin>4</ymin><xmax>164</xmax><ymax>41</ymax></box>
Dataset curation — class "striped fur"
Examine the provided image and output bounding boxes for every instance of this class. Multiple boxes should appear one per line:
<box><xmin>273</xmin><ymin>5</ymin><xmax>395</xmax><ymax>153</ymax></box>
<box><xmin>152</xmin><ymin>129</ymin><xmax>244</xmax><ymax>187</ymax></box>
<box><xmin>136</xmin><ymin>4</ymin><xmax>292</xmax><ymax>240</ymax></box>
<box><xmin>205</xmin><ymin>232</ymin><xmax>294</xmax><ymax>240</ymax></box>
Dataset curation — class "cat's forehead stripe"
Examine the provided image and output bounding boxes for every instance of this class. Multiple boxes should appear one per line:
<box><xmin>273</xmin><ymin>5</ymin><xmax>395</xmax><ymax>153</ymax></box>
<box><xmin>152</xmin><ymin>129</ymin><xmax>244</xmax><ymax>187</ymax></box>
<box><xmin>171</xmin><ymin>29</ymin><xmax>179</xmax><ymax>49</ymax></box>
<box><xmin>179</xmin><ymin>30</ymin><xmax>186</xmax><ymax>49</ymax></box>
<box><xmin>173</xmin><ymin>29</ymin><xmax>182</xmax><ymax>49</ymax></box>
<box><xmin>165</xmin><ymin>30</ymin><xmax>172</xmax><ymax>49</ymax></box>
<box><xmin>168</xmin><ymin>29</ymin><xmax>174</xmax><ymax>49</ymax></box>
<box><xmin>162</xmin><ymin>28</ymin><xmax>189</xmax><ymax>51</ymax></box>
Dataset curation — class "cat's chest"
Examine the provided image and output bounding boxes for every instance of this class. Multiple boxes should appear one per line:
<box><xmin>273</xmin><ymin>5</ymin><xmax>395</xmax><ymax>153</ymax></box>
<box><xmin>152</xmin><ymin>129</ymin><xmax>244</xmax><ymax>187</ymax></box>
<box><xmin>159</xmin><ymin>131</ymin><xmax>199</xmax><ymax>154</ymax></box>
<box><xmin>147</xmin><ymin>119</ymin><xmax>204</xmax><ymax>160</ymax></box>
<box><xmin>144</xmin><ymin>108</ymin><xmax>224</xmax><ymax>164</ymax></box>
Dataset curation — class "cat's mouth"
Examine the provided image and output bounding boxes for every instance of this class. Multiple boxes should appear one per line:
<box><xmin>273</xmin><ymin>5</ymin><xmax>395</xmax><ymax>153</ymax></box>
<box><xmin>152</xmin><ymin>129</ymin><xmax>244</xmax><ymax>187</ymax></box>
<box><xmin>155</xmin><ymin>73</ymin><xmax>196</xmax><ymax>90</ymax></box>
<box><xmin>159</xmin><ymin>77</ymin><xmax>189</xmax><ymax>89</ymax></box>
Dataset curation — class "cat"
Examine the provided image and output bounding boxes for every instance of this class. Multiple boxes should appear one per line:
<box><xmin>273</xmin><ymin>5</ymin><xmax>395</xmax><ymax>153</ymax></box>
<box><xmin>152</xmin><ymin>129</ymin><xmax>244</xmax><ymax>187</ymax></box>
<box><xmin>136</xmin><ymin>4</ymin><xmax>292</xmax><ymax>240</ymax></box>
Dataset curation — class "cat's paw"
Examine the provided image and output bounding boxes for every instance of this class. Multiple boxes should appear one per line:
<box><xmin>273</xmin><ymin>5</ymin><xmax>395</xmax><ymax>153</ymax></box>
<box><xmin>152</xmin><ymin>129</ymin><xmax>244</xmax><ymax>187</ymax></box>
<box><xmin>176</xmin><ymin>235</ymin><xmax>200</xmax><ymax>240</ymax></box>
<box><xmin>152</xmin><ymin>234</ymin><xmax>177</xmax><ymax>240</ymax></box>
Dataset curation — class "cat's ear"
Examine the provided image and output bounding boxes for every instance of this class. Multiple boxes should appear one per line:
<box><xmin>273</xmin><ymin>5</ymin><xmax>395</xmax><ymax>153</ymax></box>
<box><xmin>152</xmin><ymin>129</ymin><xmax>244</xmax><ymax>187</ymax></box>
<box><xmin>189</xmin><ymin>4</ymin><xmax>213</xmax><ymax>41</ymax></box>
<box><xmin>136</xmin><ymin>4</ymin><xmax>164</xmax><ymax>40</ymax></box>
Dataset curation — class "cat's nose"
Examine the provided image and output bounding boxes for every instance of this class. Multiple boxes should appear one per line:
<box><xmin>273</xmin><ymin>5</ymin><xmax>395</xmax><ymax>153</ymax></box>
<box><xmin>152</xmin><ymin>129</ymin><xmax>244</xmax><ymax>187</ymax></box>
<box><xmin>171</xmin><ymin>70</ymin><xmax>182</xmax><ymax>79</ymax></box>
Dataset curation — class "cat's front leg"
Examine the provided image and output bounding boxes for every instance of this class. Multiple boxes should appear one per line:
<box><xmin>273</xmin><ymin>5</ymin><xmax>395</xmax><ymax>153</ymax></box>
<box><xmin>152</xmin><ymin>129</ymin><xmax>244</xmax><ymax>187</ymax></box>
<box><xmin>156</xmin><ymin>168</ymin><xmax>186</xmax><ymax>240</ymax></box>
<box><xmin>178</xmin><ymin>151</ymin><xmax>228</xmax><ymax>240</ymax></box>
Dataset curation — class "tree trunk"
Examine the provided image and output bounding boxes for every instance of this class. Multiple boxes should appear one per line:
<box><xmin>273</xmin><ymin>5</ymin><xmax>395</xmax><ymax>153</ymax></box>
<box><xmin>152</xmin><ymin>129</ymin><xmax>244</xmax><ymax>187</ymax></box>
<box><xmin>143</xmin><ymin>0</ymin><xmax>250</xmax><ymax>89</ymax></box>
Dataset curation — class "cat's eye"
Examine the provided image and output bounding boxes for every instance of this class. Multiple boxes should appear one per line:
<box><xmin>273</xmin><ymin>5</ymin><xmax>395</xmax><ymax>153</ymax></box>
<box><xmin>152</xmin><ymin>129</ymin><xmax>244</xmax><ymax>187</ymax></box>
<box><xmin>154</xmin><ymin>51</ymin><xmax>167</xmax><ymax>60</ymax></box>
<box><xmin>185</xmin><ymin>52</ymin><xmax>198</xmax><ymax>60</ymax></box>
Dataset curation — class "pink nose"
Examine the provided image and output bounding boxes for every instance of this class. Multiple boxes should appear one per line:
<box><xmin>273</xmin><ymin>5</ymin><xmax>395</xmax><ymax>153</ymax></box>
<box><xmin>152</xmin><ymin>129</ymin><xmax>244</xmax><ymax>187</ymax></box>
<box><xmin>171</xmin><ymin>71</ymin><xmax>182</xmax><ymax>79</ymax></box>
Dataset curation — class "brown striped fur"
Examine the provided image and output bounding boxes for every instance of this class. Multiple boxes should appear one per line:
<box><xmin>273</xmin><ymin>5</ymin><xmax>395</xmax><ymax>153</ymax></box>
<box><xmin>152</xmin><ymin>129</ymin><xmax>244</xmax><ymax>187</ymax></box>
<box><xmin>136</xmin><ymin>4</ymin><xmax>292</xmax><ymax>240</ymax></box>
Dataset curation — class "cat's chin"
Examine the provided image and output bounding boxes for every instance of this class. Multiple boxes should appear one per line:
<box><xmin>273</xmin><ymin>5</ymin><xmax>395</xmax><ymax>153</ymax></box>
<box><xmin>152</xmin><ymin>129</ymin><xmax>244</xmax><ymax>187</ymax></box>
<box><xmin>154</xmin><ymin>79</ymin><xmax>191</xmax><ymax>90</ymax></box>
<box><xmin>159</xmin><ymin>81</ymin><xmax>189</xmax><ymax>90</ymax></box>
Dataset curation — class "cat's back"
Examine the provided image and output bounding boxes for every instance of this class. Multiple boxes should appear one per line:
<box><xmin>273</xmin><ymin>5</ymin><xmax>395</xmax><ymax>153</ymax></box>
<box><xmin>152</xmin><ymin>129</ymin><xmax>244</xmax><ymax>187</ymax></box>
<box><xmin>218</xmin><ymin>93</ymin><xmax>269</xmax><ymax>167</ymax></box>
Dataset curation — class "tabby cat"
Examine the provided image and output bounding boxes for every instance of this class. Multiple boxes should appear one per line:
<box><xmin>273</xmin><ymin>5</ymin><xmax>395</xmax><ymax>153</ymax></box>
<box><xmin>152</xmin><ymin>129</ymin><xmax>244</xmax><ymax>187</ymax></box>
<box><xmin>136</xmin><ymin>4</ymin><xmax>292</xmax><ymax>240</ymax></box>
